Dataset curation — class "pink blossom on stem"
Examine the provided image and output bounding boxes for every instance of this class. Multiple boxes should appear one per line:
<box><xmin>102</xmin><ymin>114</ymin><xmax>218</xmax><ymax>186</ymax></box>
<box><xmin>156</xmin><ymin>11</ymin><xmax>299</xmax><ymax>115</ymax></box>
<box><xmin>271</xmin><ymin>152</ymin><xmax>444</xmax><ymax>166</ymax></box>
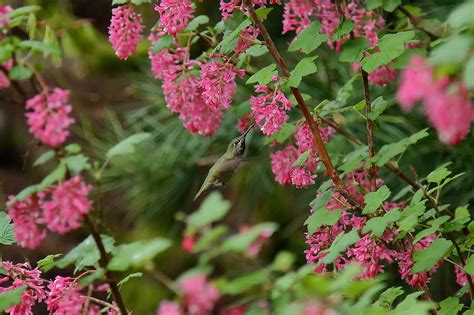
<box><xmin>108</xmin><ymin>4</ymin><xmax>144</xmax><ymax>60</ymax></box>
<box><xmin>180</xmin><ymin>274</ymin><xmax>220</xmax><ymax>315</ymax></box>
<box><xmin>270</xmin><ymin>145</ymin><xmax>298</xmax><ymax>185</ymax></box>
<box><xmin>0</xmin><ymin>5</ymin><xmax>12</xmax><ymax>29</ymax></box>
<box><xmin>282</xmin><ymin>0</ymin><xmax>314</xmax><ymax>34</ymax></box>
<box><xmin>46</xmin><ymin>276</ymin><xmax>86</xmax><ymax>315</ymax></box>
<box><xmin>157</xmin><ymin>300</ymin><xmax>182</xmax><ymax>315</ymax></box>
<box><xmin>40</xmin><ymin>176</ymin><xmax>93</xmax><ymax>234</ymax></box>
<box><xmin>199</xmin><ymin>60</ymin><xmax>244</xmax><ymax>109</ymax></box>
<box><xmin>182</xmin><ymin>234</ymin><xmax>196</xmax><ymax>253</ymax></box>
<box><xmin>155</xmin><ymin>0</ymin><xmax>194</xmax><ymax>36</ymax></box>
<box><xmin>25</xmin><ymin>88</ymin><xmax>75</xmax><ymax>148</ymax></box>
<box><xmin>455</xmin><ymin>265</ymin><xmax>472</xmax><ymax>287</ymax></box>
<box><xmin>0</xmin><ymin>59</ymin><xmax>13</xmax><ymax>88</ymax></box>
<box><xmin>290</xmin><ymin>167</ymin><xmax>315</xmax><ymax>188</ymax></box>
<box><xmin>251</xmin><ymin>86</ymin><xmax>292</xmax><ymax>136</ymax></box>
<box><xmin>235</xmin><ymin>26</ymin><xmax>260</xmax><ymax>54</ymax></box>
<box><xmin>295</xmin><ymin>123</ymin><xmax>334</xmax><ymax>152</ymax></box>
<box><xmin>0</xmin><ymin>261</ymin><xmax>46</xmax><ymax>315</ymax></box>
<box><xmin>368</xmin><ymin>65</ymin><xmax>397</xmax><ymax>86</ymax></box>
<box><xmin>7</xmin><ymin>195</ymin><xmax>46</xmax><ymax>249</ymax></box>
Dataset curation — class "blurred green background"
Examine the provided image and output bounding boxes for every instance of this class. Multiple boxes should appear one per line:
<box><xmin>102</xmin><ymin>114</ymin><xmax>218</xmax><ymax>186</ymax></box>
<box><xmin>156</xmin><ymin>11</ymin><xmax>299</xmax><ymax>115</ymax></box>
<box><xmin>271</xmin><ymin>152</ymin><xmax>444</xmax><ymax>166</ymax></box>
<box><xmin>0</xmin><ymin>0</ymin><xmax>472</xmax><ymax>313</ymax></box>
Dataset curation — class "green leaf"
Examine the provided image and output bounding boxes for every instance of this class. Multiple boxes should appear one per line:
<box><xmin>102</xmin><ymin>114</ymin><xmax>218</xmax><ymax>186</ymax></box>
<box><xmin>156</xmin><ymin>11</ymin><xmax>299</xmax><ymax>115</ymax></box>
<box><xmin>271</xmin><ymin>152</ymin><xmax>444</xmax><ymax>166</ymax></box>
<box><xmin>18</xmin><ymin>40</ymin><xmax>61</xmax><ymax>56</ymax></box>
<box><xmin>412</xmin><ymin>238</ymin><xmax>452</xmax><ymax>273</ymax></box>
<box><xmin>366</xmin><ymin>0</ymin><xmax>383</xmax><ymax>9</ymax></box>
<box><xmin>7</xmin><ymin>185</ymin><xmax>39</xmax><ymax>206</ymax></box>
<box><xmin>188</xmin><ymin>192</ymin><xmax>231</xmax><ymax>228</ymax></box>
<box><xmin>0</xmin><ymin>286</ymin><xmax>27</xmax><ymax>312</ymax></box>
<box><xmin>185</xmin><ymin>15</ymin><xmax>209</xmax><ymax>31</ymax></box>
<box><xmin>448</xmin><ymin>1</ymin><xmax>474</xmax><ymax>29</ymax></box>
<box><xmin>382</xmin><ymin>0</ymin><xmax>401</xmax><ymax>12</ymax></box>
<box><xmin>39</xmin><ymin>163</ymin><xmax>66</xmax><ymax>190</ymax></box>
<box><xmin>429</xmin><ymin>36</ymin><xmax>471</xmax><ymax>66</ymax></box>
<box><xmin>217</xmin><ymin>19</ymin><xmax>251</xmax><ymax>54</ymax></box>
<box><xmin>219</xmin><ymin>269</ymin><xmax>270</xmax><ymax>295</ymax></box>
<box><xmin>247</xmin><ymin>45</ymin><xmax>268</xmax><ymax>57</ymax></box>
<box><xmin>263</xmin><ymin>123</ymin><xmax>296</xmax><ymax>144</ymax></box>
<box><xmin>33</xmin><ymin>150</ymin><xmax>55</xmax><ymax>166</ymax></box>
<box><xmin>368</xmin><ymin>97</ymin><xmax>392</xmax><ymax>120</ymax></box>
<box><xmin>464</xmin><ymin>257</ymin><xmax>474</xmax><ymax>275</ymax></box>
<box><xmin>255</xmin><ymin>7</ymin><xmax>273</xmax><ymax>21</ymax></box>
<box><xmin>309</xmin><ymin>189</ymin><xmax>333</xmax><ymax>210</ymax></box>
<box><xmin>106</xmin><ymin>133</ymin><xmax>151</xmax><ymax>158</ymax></box>
<box><xmin>320</xmin><ymin>230</ymin><xmax>360</xmax><ymax>264</ymax></box>
<box><xmin>332</xmin><ymin>20</ymin><xmax>355</xmax><ymax>40</ymax></box>
<box><xmin>64</xmin><ymin>154</ymin><xmax>91</xmax><ymax>175</ymax></box>
<box><xmin>292</xmin><ymin>150</ymin><xmax>311</xmax><ymax>167</ymax></box>
<box><xmin>374</xmin><ymin>286</ymin><xmax>404</xmax><ymax>308</ymax></box>
<box><xmin>57</xmin><ymin>235</ymin><xmax>115</xmax><ymax>271</ymax></box>
<box><xmin>413</xmin><ymin>216</ymin><xmax>450</xmax><ymax>243</ymax></box>
<box><xmin>338</xmin><ymin>146</ymin><xmax>368</xmax><ymax>174</ymax></box>
<box><xmin>193</xmin><ymin>225</ymin><xmax>229</xmax><ymax>252</ymax></box>
<box><xmin>65</xmin><ymin>144</ymin><xmax>81</xmax><ymax>154</ymax></box>
<box><xmin>0</xmin><ymin>212</ymin><xmax>15</xmax><ymax>245</ymax></box>
<box><xmin>288</xmin><ymin>56</ymin><xmax>318</xmax><ymax>88</ymax></box>
<box><xmin>362</xmin><ymin>185</ymin><xmax>391</xmax><ymax>214</ymax></box>
<box><xmin>288</xmin><ymin>22</ymin><xmax>328</xmax><ymax>54</ymax></box>
<box><xmin>464</xmin><ymin>57</ymin><xmax>474</xmax><ymax>89</ymax></box>
<box><xmin>363</xmin><ymin>210</ymin><xmax>400</xmax><ymax>237</ymax></box>
<box><xmin>438</xmin><ymin>297</ymin><xmax>463</xmax><ymax>315</ymax></box>
<box><xmin>5</xmin><ymin>6</ymin><xmax>40</xmax><ymax>19</ymax></box>
<box><xmin>131</xmin><ymin>0</ymin><xmax>151</xmax><ymax>5</ymax></box>
<box><xmin>118</xmin><ymin>272</ymin><xmax>143</xmax><ymax>288</ymax></box>
<box><xmin>361</xmin><ymin>31</ymin><xmax>414</xmax><ymax>73</ymax></box>
<box><xmin>339</xmin><ymin>38</ymin><xmax>370</xmax><ymax>62</ymax></box>
<box><xmin>108</xmin><ymin>238</ymin><xmax>171</xmax><ymax>271</ymax></box>
<box><xmin>246</xmin><ymin>64</ymin><xmax>277</xmax><ymax>85</ymax></box>
<box><xmin>372</xmin><ymin>129</ymin><xmax>429</xmax><ymax>167</ymax></box>
<box><xmin>151</xmin><ymin>35</ymin><xmax>173</xmax><ymax>54</ymax></box>
<box><xmin>427</xmin><ymin>164</ymin><xmax>452</xmax><ymax>184</ymax></box>
<box><xmin>8</xmin><ymin>65</ymin><xmax>32</xmax><ymax>80</ymax></box>
<box><xmin>78</xmin><ymin>269</ymin><xmax>105</xmax><ymax>286</ymax></box>
<box><xmin>36</xmin><ymin>254</ymin><xmax>62</xmax><ymax>272</ymax></box>
<box><xmin>112</xmin><ymin>0</ymin><xmax>129</xmax><ymax>5</ymax></box>
<box><xmin>305</xmin><ymin>208</ymin><xmax>342</xmax><ymax>235</ymax></box>
<box><xmin>221</xmin><ymin>222</ymin><xmax>278</xmax><ymax>253</ymax></box>
<box><xmin>394</xmin><ymin>292</ymin><xmax>435</xmax><ymax>314</ymax></box>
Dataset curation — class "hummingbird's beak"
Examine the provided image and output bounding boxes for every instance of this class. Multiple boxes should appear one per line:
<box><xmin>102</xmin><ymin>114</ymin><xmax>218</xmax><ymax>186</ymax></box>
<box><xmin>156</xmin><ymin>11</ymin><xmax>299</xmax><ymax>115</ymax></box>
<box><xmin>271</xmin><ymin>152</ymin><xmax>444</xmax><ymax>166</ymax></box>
<box><xmin>241</xmin><ymin>122</ymin><xmax>256</xmax><ymax>139</ymax></box>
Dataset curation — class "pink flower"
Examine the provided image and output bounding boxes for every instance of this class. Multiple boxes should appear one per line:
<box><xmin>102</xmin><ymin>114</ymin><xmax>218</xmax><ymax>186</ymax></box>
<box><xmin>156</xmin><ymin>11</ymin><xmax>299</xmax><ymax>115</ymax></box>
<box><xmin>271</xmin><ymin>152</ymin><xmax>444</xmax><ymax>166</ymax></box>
<box><xmin>182</xmin><ymin>234</ymin><xmax>196</xmax><ymax>253</ymax></box>
<box><xmin>180</xmin><ymin>274</ymin><xmax>220</xmax><ymax>315</ymax></box>
<box><xmin>396</xmin><ymin>56</ymin><xmax>434</xmax><ymax>111</ymax></box>
<box><xmin>368</xmin><ymin>65</ymin><xmax>397</xmax><ymax>86</ymax></box>
<box><xmin>302</xmin><ymin>302</ymin><xmax>336</xmax><ymax>315</ymax></box>
<box><xmin>0</xmin><ymin>59</ymin><xmax>13</xmax><ymax>88</ymax></box>
<box><xmin>290</xmin><ymin>167</ymin><xmax>315</xmax><ymax>188</ymax></box>
<box><xmin>282</xmin><ymin>0</ymin><xmax>314</xmax><ymax>34</ymax></box>
<box><xmin>424</xmin><ymin>83</ymin><xmax>473</xmax><ymax>145</ymax></box>
<box><xmin>270</xmin><ymin>145</ymin><xmax>298</xmax><ymax>185</ymax></box>
<box><xmin>108</xmin><ymin>4</ymin><xmax>144</xmax><ymax>60</ymax></box>
<box><xmin>235</xmin><ymin>26</ymin><xmax>260</xmax><ymax>54</ymax></box>
<box><xmin>240</xmin><ymin>225</ymin><xmax>274</xmax><ymax>257</ymax></box>
<box><xmin>155</xmin><ymin>0</ymin><xmax>194</xmax><ymax>36</ymax></box>
<box><xmin>157</xmin><ymin>300</ymin><xmax>182</xmax><ymax>315</ymax></box>
<box><xmin>295</xmin><ymin>124</ymin><xmax>334</xmax><ymax>152</ymax></box>
<box><xmin>40</xmin><ymin>176</ymin><xmax>93</xmax><ymax>234</ymax></box>
<box><xmin>199</xmin><ymin>60</ymin><xmax>244</xmax><ymax>109</ymax></box>
<box><xmin>0</xmin><ymin>262</ymin><xmax>46</xmax><ymax>315</ymax></box>
<box><xmin>455</xmin><ymin>265</ymin><xmax>472</xmax><ymax>287</ymax></box>
<box><xmin>0</xmin><ymin>5</ymin><xmax>12</xmax><ymax>29</ymax></box>
<box><xmin>25</xmin><ymin>88</ymin><xmax>75</xmax><ymax>148</ymax></box>
<box><xmin>46</xmin><ymin>276</ymin><xmax>86</xmax><ymax>315</ymax></box>
<box><xmin>7</xmin><ymin>195</ymin><xmax>46</xmax><ymax>249</ymax></box>
<box><xmin>251</xmin><ymin>86</ymin><xmax>292</xmax><ymax>136</ymax></box>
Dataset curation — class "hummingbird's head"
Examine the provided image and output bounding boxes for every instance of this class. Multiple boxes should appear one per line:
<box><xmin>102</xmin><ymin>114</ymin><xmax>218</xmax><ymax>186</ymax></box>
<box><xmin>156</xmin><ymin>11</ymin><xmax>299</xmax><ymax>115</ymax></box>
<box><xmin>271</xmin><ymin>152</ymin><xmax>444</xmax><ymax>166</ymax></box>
<box><xmin>226</xmin><ymin>122</ymin><xmax>255</xmax><ymax>158</ymax></box>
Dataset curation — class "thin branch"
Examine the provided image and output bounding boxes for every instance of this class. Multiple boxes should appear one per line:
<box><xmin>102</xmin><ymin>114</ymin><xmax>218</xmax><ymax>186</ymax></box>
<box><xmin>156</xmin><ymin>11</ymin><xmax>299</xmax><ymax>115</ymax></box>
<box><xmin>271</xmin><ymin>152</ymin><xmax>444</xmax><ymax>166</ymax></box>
<box><xmin>84</xmin><ymin>216</ymin><xmax>128</xmax><ymax>315</ymax></box>
<box><xmin>361</xmin><ymin>70</ymin><xmax>376</xmax><ymax>191</ymax></box>
<box><xmin>244</xmin><ymin>0</ymin><xmax>363</xmax><ymax>211</ymax></box>
<box><xmin>398</xmin><ymin>6</ymin><xmax>437</xmax><ymax>40</ymax></box>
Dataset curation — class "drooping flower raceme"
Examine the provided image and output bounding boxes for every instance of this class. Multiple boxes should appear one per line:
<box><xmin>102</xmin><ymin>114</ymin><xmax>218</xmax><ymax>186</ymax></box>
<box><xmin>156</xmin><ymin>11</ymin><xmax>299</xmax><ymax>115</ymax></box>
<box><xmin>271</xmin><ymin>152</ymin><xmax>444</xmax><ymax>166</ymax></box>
<box><xmin>180</xmin><ymin>274</ymin><xmax>220</xmax><ymax>315</ymax></box>
<box><xmin>155</xmin><ymin>0</ymin><xmax>194</xmax><ymax>36</ymax></box>
<box><xmin>46</xmin><ymin>276</ymin><xmax>86</xmax><ymax>314</ymax></box>
<box><xmin>367</xmin><ymin>65</ymin><xmax>397</xmax><ymax>86</ymax></box>
<box><xmin>7</xmin><ymin>195</ymin><xmax>46</xmax><ymax>249</ymax></box>
<box><xmin>108</xmin><ymin>4</ymin><xmax>144</xmax><ymax>60</ymax></box>
<box><xmin>40</xmin><ymin>175</ymin><xmax>93</xmax><ymax>234</ymax></box>
<box><xmin>25</xmin><ymin>88</ymin><xmax>75</xmax><ymax>148</ymax></box>
<box><xmin>157</xmin><ymin>300</ymin><xmax>182</xmax><ymax>315</ymax></box>
<box><xmin>0</xmin><ymin>261</ymin><xmax>46</xmax><ymax>315</ymax></box>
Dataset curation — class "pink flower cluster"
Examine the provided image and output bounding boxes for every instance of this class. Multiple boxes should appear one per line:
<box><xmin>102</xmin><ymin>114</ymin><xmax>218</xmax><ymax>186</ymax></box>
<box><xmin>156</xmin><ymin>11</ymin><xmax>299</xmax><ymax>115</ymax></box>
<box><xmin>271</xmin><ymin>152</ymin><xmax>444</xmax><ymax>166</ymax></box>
<box><xmin>367</xmin><ymin>65</ymin><xmax>397</xmax><ymax>86</ymax></box>
<box><xmin>25</xmin><ymin>88</ymin><xmax>75</xmax><ymax>148</ymax></box>
<box><xmin>155</xmin><ymin>0</ymin><xmax>194</xmax><ymax>36</ymax></box>
<box><xmin>7</xmin><ymin>176</ymin><xmax>93</xmax><ymax>249</ymax></box>
<box><xmin>250</xmin><ymin>84</ymin><xmax>292</xmax><ymax>136</ymax></box>
<box><xmin>0</xmin><ymin>5</ymin><xmax>12</xmax><ymax>29</ymax></box>
<box><xmin>270</xmin><ymin>123</ymin><xmax>334</xmax><ymax>188</ymax></box>
<box><xmin>180</xmin><ymin>274</ymin><xmax>220</xmax><ymax>315</ymax></box>
<box><xmin>220</xmin><ymin>0</ymin><xmax>280</xmax><ymax>20</ymax></box>
<box><xmin>239</xmin><ymin>225</ymin><xmax>274</xmax><ymax>257</ymax></box>
<box><xmin>0</xmin><ymin>262</ymin><xmax>118</xmax><ymax>315</ymax></box>
<box><xmin>108</xmin><ymin>4</ymin><xmax>144</xmax><ymax>60</ymax></box>
<box><xmin>0</xmin><ymin>59</ymin><xmax>13</xmax><ymax>88</ymax></box>
<box><xmin>283</xmin><ymin>0</ymin><xmax>384</xmax><ymax>49</ymax></box>
<box><xmin>397</xmin><ymin>56</ymin><xmax>474</xmax><ymax>145</ymax></box>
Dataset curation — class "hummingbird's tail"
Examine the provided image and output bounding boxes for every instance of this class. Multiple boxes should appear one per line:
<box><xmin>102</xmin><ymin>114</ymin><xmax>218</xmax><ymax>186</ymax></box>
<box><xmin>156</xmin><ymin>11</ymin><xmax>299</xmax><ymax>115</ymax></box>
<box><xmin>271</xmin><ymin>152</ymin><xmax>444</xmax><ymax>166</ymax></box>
<box><xmin>193</xmin><ymin>187</ymin><xmax>205</xmax><ymax>201</ymax></box>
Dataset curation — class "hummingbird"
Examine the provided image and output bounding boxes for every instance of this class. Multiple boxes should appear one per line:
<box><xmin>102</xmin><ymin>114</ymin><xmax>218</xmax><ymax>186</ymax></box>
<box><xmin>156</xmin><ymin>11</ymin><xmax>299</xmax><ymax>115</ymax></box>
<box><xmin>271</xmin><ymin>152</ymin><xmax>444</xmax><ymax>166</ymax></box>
<box><xmin>194</xmin><ymin>123</ymin><xmax>255</xmax><ymax>201</ymax></box>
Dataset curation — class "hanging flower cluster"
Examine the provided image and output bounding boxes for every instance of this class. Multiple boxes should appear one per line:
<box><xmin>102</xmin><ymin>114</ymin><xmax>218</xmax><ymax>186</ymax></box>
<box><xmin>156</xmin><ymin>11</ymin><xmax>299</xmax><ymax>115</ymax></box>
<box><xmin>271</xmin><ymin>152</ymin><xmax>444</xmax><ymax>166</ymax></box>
<box><xmin>25</xmin><ymin>88</ymin><xmax>75</xmax><ymax>148</ymax></box>
<box><xmin>397</xmin><ymin>56</ymin><xmax>474</xmax><ymax>145</ymax></box>
<box><xmin>108</xmin><ymin>4</ymin><xmax>144</xmax><ymax>60</ymax></box>
<box><xmin>7</xmin><ymin>176</ymin><xmax>93</xmax><ymax>249</ymax></box>
<box><xmin>155</xmin><ymin>0</ymin><xmax>194</xmax><ymax>36</ymax></box>
<box><xmin>0</xmin><ymin>262</ymin><xmax>118</xmax><ymax>315</ymax></box>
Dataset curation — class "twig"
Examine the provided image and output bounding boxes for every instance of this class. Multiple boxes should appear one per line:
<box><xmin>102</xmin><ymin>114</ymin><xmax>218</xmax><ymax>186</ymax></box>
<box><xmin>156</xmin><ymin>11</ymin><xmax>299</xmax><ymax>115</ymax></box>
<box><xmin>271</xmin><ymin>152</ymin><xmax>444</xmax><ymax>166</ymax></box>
<box><xmin>361</xmin><ymin>70</ymin><xmax>376</xmax><ymax>191</ymax></box>
<box><xmin>84</xmin><ymin>216</ymin><xmax>128</xmax><ymax>315</ymax></box>
<box><xmin>244</xmin><ymin>0</ymin><xmax>363</xmax><ymax>211</ymax></box>
<box><xmin>398</xmin><ymin>6</ymin><xmax>437</xmax><ymax>40</ymax></box>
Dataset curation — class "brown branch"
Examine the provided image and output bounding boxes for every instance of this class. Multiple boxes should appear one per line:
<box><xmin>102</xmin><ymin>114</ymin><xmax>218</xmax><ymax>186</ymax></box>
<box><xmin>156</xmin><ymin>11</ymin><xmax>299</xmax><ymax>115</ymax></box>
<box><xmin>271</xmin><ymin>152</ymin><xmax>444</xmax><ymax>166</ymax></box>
<box><xmin>84</xmin><ymin>216</ymin><xmax>128</xmax><ymax>315</ymax></box>
<box><xmin>398</xmin><ymin>6</ymin><xmax>437</xmax><ymax>40</ymax></box>
<box><xmin>361</xmin><ymin>70</ymin><xmax>376</xmax><ymax>191</ymax></box>
<box><xmin>244</xmin><ymin>0</ymin><xmax>363</xmax><ymax>211</ymax></box>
